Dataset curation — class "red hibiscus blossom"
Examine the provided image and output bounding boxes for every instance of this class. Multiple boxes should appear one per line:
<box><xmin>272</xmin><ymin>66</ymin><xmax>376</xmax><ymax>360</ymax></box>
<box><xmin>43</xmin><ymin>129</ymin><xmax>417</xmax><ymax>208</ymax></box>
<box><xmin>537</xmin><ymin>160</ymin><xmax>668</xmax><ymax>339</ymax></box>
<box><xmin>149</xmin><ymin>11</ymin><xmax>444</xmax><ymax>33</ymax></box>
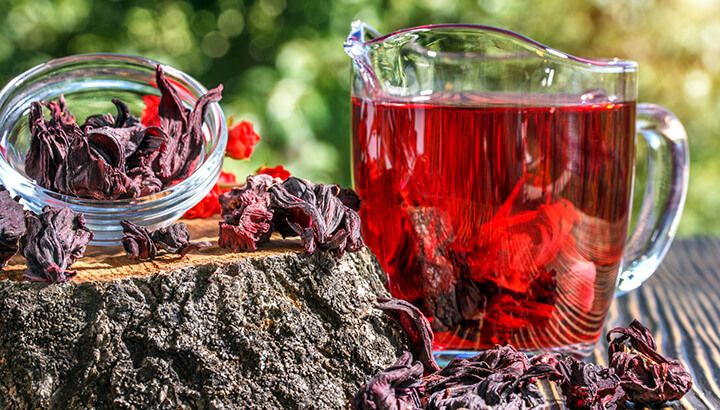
<box><xmin>468</xmin><ymin>198</ymin><xmax>578</xmax><ymax>294</ymax></box>
<box><xmin>183</xmin><ymin>171</ymin><xmax>238</xmax><ymax>219</ymax></box>
<box><xmin>256</xmin><ymin>165</ymin><xmax>290</xmax><ymax>181</ymax></box>
<box><xmin>140</xmin><ymin>95</ymin><xmax>161</xmax><ymax>127</ymax></box>
<box><xmin>226</xmin><ymin>120</ymin><xmax>260</xmax><ymax>160</ymax></box>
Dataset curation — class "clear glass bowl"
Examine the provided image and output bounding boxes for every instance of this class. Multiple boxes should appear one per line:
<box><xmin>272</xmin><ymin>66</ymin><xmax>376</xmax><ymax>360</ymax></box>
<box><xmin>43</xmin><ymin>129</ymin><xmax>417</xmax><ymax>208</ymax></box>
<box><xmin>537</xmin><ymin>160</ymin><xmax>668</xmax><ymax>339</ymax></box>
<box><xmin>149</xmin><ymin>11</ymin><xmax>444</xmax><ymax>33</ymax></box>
<box><xmin>0</xmin><ymin>54</ymin><xmax>227</xmax><ymax>246</ymax></box>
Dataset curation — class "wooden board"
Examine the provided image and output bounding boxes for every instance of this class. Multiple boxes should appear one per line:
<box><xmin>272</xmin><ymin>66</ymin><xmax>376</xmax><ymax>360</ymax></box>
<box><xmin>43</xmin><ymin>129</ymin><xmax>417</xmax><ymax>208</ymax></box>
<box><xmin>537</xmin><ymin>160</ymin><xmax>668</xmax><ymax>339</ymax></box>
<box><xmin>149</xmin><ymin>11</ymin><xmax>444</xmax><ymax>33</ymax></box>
<box><xmin>595</xmin><ymin>238</ymin><xmax>720</xmax><ymax>410</ymax></box>
<box><xmin>0</xmin><ymin>219</ymin><xmax>304</xmax><ymax>283</ymax></box>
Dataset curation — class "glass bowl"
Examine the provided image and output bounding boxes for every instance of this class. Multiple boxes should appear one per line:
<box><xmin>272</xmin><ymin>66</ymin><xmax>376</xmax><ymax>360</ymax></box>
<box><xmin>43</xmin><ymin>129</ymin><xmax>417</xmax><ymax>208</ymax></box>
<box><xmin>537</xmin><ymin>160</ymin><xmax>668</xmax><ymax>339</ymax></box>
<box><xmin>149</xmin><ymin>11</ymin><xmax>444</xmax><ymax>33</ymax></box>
<box><xmin>0</xmin><ymin>54</ymin><xmax>227</xmax><ymax>246</ymax></box>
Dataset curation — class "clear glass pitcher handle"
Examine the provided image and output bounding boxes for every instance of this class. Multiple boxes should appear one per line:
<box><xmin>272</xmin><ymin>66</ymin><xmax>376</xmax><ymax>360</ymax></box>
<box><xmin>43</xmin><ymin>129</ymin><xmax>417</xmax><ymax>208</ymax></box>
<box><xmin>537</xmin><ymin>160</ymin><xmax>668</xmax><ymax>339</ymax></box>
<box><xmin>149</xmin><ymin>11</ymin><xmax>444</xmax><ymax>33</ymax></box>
<box><xmin>617</xmin><ymin>103</ymin><xmax>689</xmax><ymax>294</ymax></box>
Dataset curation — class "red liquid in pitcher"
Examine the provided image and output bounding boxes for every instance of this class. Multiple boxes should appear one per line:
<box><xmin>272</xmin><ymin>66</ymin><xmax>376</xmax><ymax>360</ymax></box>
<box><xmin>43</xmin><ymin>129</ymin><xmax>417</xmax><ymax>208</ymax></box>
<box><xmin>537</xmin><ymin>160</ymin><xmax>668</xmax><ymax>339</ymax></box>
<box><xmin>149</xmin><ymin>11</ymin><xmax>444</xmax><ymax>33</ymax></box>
<box><xmin>352</xmin><ymin>95</ymin><xmax>636</xmax><ymax>351</ymax></box>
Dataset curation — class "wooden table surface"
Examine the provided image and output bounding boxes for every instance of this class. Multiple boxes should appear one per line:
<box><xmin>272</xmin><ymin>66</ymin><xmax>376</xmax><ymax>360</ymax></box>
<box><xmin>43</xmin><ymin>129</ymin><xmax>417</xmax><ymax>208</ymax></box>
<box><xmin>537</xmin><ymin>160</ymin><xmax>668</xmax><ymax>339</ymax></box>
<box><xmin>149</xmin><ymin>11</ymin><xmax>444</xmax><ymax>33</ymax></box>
<box><xmin>593</xmin><ymin>238</ymin><xmax>720</xmax><ymax>409</ymax></box>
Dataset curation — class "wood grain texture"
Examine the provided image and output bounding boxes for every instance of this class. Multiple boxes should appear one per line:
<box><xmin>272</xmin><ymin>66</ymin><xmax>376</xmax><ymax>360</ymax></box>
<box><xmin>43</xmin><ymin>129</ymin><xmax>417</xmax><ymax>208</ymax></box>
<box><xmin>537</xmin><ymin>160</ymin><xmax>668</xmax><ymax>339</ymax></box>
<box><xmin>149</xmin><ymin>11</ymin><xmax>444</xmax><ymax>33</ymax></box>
<box><xmin>593</xmin><ymin>238</ymin><xmax>720</xmax><ymax>410</ymax></box>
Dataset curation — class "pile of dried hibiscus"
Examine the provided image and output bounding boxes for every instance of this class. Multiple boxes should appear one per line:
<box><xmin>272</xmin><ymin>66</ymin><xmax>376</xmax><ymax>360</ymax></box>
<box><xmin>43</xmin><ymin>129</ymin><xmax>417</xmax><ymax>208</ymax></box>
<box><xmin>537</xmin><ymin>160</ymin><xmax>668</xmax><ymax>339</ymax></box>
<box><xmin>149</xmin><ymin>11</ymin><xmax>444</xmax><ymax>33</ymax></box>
<box><xmin>356</xmin><ymin>298</ymin><xmax>693</xmax><ymax>410</ymax></box>
<box><xmin>0</xmin><ymin>185</ymin><xmax>93</xmax><ymax>283</ymax></box>
<box><xmin>217</xmin><ymin>174</ymin><xmax>364</xmax><ymax>255</ymax></box>
<box><xmin>26</xmin><ymin>65</ymin><xmax>222</xmax><ymax>200</ymax></box>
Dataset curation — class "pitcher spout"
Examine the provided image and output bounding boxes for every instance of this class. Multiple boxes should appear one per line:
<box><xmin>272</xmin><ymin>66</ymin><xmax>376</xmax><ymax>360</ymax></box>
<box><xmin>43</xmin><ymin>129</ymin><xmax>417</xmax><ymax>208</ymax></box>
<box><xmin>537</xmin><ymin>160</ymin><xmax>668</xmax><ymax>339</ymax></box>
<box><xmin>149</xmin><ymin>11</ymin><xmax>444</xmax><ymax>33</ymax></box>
<box><xmin>345</xmin><ymin>20</ymin><xmax>381</xmax><ymax>96</ymax></box>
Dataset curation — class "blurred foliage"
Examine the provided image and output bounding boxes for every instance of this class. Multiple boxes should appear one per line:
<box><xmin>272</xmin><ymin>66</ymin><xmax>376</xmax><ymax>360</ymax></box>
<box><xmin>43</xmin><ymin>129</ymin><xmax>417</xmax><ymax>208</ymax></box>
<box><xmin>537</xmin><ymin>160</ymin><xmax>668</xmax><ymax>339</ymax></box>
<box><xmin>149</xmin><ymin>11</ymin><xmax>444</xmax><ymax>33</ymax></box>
<box><xmin>0</xmin><ymin>0</ymin><xmax>716</xmax><ymax>235</ymax></box>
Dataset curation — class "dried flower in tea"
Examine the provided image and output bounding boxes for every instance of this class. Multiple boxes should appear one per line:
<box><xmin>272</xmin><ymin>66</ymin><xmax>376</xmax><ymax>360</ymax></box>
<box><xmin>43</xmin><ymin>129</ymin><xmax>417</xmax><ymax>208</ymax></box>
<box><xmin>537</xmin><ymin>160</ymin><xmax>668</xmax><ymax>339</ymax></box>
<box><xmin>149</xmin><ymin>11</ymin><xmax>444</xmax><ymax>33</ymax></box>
<box><xmin>0</xmin><ymin>186</ymin><xmax>26</xmax><ymax>266</ymax></box>
<box><xmin>607</xmin><ymin>320</ymin><xmax>692</xmax><ymax>406</ymax></box>
<box><xmin>226</xmin><ymin>120</ymin><xmax>260</xmax><ymax>160</ymax></box>
<box><xmin>19</xmin><ymin>206</ymin><xmax>92</xmax><ymax>283</ymax></box>
<box><xmin>352</xmin><ymin>352</ymin><xmax>424</xmax><ymax>410</ymax></box>
<box><xmin>121</xmin><ymin>220</ymin><xmax>209</xmax><ymax>260</ymax></box>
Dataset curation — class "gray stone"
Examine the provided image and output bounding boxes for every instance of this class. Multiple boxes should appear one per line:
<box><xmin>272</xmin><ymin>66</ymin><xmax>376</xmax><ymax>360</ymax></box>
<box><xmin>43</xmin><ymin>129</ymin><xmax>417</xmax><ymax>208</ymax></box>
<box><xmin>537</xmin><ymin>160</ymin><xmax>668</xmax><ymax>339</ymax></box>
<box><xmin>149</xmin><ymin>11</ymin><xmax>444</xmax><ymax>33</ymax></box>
<box><xmin>0</xmin><ymin>249</ymin><xmax>405</xmax><ymax>409</ymax></box>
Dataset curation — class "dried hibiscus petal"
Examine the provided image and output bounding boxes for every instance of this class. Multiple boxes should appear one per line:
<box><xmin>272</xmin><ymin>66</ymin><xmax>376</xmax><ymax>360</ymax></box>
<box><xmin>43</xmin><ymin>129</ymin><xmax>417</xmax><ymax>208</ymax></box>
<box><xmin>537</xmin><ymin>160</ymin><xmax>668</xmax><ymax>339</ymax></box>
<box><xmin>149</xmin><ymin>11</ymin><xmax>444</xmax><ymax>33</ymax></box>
<box><xmin>607</xmin><ymin>320</ymin><xmax>692</xmax><ymax>406</ymax></box>
<box><xmin>218</xmin><ymin>174</ymin><xmax>274</xmax><ymax>251</ymax></box>
<box><xmin>121</xmin><ymin>220</ymin><xmax>157</xmax><ymax>260</ymax></box>
<box><xmin>0</xmin><ymin>186</ymin><xmax>26</xmax><ymax>266</ymax></box>
<box><xmin>19</xmin><ymin>206</ymin><xmax>93</xmax><ymax>284</ymax></box>
<box><xmin>423</xmin><ymin>345</ymin><xmax>546</xmax><ymax>409</ymax></box>
<box><xmin>153</xmin><ymin>65</ymin><xmax>223</xmax><ymax>184</ymax></box>
<box><xmin>377</xmin><ymin>297</ymin><xmax>440</xmax><ymax>374</ymax></box>
<box><xmin>121</xmin><ymin>220</ymin><xmax>209</xmax><ymax>260</ymax></box>
<box><xmin>352</xmin><ymin>352</ymin><xmax>424</xmax><ymax>410</ymax></box>
<box><xmin>152</xmin><ymin>223</ymin><xmax>210</xmax><ymax>256</ymax></box>
<box><xmin>548</xmin><ymin>356</ymin><xmax>626</xmax><ymax>410</ymax></box>
<box><xmin>26</xmin><ymin>98</ymin><xmax>81</xmax><ymax>192</ymax></box>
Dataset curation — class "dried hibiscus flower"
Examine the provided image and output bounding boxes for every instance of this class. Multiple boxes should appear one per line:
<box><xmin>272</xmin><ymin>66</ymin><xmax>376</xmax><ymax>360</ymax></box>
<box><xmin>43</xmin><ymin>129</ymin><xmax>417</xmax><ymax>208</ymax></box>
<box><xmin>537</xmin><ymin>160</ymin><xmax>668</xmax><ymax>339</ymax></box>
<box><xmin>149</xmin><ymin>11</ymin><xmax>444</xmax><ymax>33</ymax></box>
<box><xmin>540</xmin><ymin>355</ymin><xmax>626</xmax><ymax>410</ymax></box>
<box><xmin>219</xmin><ymin>175</ymin><xmax>363</xmax><ymax>256</ymax></box>
<box><xmin>270</xmin><ymin>176</ymin><xmax>364</xmax><ymax>255</ymax></box>
<box><xmin>19</xmin><ymin>206</ymin><xmax>93</xmax><ymax>284</ymax></box>
<box><xmin>607</xmin><ymin>320</ymin><xmax>692</xmax><ymax>406</ymax></box>
<box><xmin>121</xmin><ymin>220</ymin><xmax>209</xmax><ymax>261</ymax></box>
<box><xmin>25</xmin><ymin>65</ymin><xmax>223</xmax><ymax>200</ymax></box>
<box><xmin>0</xmin><ymin>186</ymin><xmax>26</xmax><ymax>266</ymax></box>
<box><xmin>358</xmin><ymin>304</ymin><xmax>693</xmax><ymax>410</ymax></box>
<box><xmin>377</xmin><ymin>297</ymin><xmax>440</xmax><ymax>375</ymax></box>
<box><xmin>352</xmin><ymin>352</ymin><xmax>424</xmax><ymax>410</ymax></box>
<box><xmin>226</xmin><ymin>120</ymin><xmax>260</xmax><ymax>160</ymax></box>
<box><xmin>218</xmin><ymin>174</ymin><xmax>274</xmax><ymax>251</ymax></box>
<box><xmin>424</xmin><ymin>345</ymin><xmax>546</xmax><ymax>409</ymax></box>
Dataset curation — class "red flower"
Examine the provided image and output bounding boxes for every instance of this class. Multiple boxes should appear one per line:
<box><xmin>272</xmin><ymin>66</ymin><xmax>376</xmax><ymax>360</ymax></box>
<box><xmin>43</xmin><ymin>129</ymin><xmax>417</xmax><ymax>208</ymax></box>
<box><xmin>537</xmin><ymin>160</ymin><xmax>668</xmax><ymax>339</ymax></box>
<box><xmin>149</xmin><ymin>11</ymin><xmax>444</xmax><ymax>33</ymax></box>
<box><xmin>140</xmin><ymin>95</ymin><xmax>161</xmax><ymax>127</ymax></box>
<box><xmin>256</xmin><ymin>165</ymin><xmax>290</xmax><ymax>181</ymax></box>
<box><xmin>183</xmin><ymin>171</ymin><xmax>238</xmax><ymax>219</ymax></box>
<box><xmin>468</xmin><ymin>199</ymin><xmax>578</xmax><ymax>294</ymax></box>
<box><xmin>226</xmin><ymin>120</ymin><xmax>260</xmax><ymax>160</ymax></box>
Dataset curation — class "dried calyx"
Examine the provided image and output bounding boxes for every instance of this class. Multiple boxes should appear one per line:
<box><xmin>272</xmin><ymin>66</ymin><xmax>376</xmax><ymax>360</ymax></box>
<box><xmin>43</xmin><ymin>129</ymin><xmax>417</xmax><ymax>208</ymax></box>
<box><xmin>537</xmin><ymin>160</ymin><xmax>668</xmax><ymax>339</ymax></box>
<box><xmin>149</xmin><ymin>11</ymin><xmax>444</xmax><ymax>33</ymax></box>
<box><xmin>218</xmin><ymin>174</ymin><xmax>363</xmax><ymax>255</ymax></box>
<box><xmin>0</xmin><ymin>186</ymin><xmax>26</xmax><ymax>266</ymax></box>
<box><xmin>25</xmin><ymin>65</ymin><xmax>222</xmax><ymax>200</ymax></box>
<box><xmin>121</xmin><ymin>220</ymin><xmax>210</xmax><ymax>261</ymax></box>
<box><xmin>19</xmin><ymin>206</ymin><xmax>93</xmax><ymax>284</ymax></box>
<box><xmin>354</xmin><ymin>299</ymin><xmax>693</xmax><ymax>410</ymax></box>
<box><xmin>607</xmin><ymin>320</ymin><xmax>693</xmax><ymax>406</ymax></box>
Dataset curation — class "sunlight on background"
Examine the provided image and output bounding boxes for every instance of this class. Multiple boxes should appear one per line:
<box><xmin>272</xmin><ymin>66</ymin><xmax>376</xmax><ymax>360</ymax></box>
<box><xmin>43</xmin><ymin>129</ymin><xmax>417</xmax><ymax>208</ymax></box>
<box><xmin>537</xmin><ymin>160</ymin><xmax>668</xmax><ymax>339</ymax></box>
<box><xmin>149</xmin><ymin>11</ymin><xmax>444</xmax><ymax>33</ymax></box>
<box><xmin>0</xmin><ymin>0</ymin><xmax>716</xmax><ymax>235</ymax></box>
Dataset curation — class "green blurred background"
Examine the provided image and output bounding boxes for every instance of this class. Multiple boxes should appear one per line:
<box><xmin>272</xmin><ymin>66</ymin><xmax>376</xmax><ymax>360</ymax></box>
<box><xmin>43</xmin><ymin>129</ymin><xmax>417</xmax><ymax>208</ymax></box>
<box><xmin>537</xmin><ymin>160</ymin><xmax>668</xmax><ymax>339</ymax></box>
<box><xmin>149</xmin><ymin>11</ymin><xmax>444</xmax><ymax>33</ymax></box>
<box><xmin>0</xmin><ymin>0</ymin><xmax>715</xmax><ymax>235</ymax></box>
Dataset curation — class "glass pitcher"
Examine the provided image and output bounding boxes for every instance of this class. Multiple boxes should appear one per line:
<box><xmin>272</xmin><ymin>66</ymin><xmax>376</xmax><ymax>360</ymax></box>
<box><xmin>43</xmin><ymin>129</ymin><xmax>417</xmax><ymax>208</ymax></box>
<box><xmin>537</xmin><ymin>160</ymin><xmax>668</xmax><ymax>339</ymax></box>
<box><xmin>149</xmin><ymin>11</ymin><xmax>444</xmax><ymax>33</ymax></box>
<box><xmin>345</xmin><ymin>22</ymin><xmax>688</xmax><ymax>357</ymax></box>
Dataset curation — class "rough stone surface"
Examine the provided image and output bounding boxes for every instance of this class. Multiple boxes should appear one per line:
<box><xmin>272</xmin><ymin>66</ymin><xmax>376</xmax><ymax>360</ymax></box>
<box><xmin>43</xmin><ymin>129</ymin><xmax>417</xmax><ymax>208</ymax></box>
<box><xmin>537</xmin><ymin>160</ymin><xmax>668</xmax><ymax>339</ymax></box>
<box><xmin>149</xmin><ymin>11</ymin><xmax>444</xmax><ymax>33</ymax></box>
<box><xmin>0</xmin><ymin>248</ymin><xmax>405</xmax><ymax>409</ymax></box>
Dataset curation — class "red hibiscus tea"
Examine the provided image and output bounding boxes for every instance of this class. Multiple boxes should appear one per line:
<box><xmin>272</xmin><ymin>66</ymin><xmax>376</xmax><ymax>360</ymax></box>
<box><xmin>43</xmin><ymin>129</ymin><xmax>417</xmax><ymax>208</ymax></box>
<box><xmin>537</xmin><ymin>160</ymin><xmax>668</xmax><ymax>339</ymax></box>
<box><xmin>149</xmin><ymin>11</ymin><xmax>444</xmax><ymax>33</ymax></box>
<box><xmin>352</xmin><ymin>94</ymin><xmax>636</xmax><ymax>352</ymax></box>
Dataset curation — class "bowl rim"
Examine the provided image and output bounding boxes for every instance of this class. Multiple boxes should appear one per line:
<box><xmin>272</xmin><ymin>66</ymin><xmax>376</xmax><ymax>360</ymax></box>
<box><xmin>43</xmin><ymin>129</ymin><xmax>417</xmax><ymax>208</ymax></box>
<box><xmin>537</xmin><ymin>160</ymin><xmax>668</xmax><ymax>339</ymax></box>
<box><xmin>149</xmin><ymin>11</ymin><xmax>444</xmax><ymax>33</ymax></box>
<box><xmin>0</xmin><ymin>52</ymin><xmax>228</xmax><ymax>206</ymax></box>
